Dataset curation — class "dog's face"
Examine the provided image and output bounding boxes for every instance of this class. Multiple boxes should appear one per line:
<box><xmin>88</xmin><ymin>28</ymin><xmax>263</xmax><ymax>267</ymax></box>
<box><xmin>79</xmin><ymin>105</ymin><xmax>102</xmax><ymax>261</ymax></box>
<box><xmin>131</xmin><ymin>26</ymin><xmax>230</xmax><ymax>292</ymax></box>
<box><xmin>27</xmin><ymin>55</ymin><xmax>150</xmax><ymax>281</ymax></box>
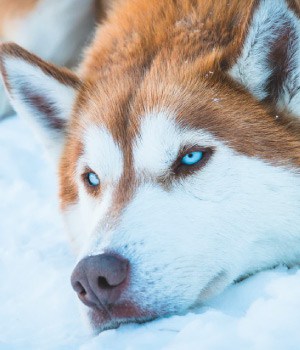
<box><xmin>1</xmin><ymin>0</ymin><xmax>300</xmax><ymax>333</ymax></box>
<box><xmin>59</xmin><ymin>71</ymin><xmax>299</xmax><ymax>331</ymax></box>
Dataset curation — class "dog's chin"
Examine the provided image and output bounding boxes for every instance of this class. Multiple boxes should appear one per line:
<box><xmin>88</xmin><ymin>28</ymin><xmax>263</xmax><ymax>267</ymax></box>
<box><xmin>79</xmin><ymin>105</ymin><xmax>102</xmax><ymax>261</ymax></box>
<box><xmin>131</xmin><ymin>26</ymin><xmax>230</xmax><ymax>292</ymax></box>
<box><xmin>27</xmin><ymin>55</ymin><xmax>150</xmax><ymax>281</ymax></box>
<box><xmin>87</xmin><ymin>302</ymin><xmax>158</xmax><ymax>333</ymax></box>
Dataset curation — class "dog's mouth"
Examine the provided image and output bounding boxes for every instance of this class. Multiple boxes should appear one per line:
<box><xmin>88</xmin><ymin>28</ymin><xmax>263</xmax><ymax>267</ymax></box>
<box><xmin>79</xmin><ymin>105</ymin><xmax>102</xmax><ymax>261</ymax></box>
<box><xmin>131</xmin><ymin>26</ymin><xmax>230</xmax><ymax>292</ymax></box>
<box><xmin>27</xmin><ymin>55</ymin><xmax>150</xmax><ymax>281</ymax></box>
<box><xmin>87</xmin><ymin>301</ymin><xmax>157</xmax><ymax>332</ymax></box>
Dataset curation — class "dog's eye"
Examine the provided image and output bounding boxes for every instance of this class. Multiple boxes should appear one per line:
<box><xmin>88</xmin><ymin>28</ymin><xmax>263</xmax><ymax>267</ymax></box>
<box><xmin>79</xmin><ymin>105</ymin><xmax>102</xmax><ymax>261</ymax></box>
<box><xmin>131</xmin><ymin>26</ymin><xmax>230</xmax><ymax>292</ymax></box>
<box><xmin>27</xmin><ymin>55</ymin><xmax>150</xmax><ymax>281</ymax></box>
<box><xmin>81</xmin><ymin>169</ymin><xmax>101</xmax><ymax>195</ymax></box>
<box><xmin>172</xmin><ymin>147</ymin><xmax>213</xmax><ymax>177</ymax></box>
<box><xmin>181</xmin><ymin>151</ymin><xmax>203</xmax><ymax>166</ymax></box>
<box><xmin>86</xmin><ymin>172</ymin><xmax>100</xmax><ymax>187</ymax></box>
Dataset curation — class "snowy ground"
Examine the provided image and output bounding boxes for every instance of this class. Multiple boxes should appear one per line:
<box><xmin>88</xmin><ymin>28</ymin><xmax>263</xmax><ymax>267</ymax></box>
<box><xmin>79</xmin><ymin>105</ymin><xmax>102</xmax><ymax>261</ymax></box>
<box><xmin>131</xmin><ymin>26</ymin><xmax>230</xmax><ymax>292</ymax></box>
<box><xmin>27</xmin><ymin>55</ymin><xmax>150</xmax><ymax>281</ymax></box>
<box><xmin>1</xmin><ymin>115</ymin><xmax>300</xmax><ymax>350</ymax></box>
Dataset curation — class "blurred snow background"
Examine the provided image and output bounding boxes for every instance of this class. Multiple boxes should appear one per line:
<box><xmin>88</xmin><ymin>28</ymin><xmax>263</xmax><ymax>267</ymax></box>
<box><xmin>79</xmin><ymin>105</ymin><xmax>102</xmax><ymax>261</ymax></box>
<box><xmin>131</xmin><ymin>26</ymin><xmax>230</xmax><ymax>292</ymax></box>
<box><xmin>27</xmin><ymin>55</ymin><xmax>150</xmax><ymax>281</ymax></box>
<box><xmin>1</xmin><ymin>115</ymin><xmax>300</xmax><ymax>350</ymax></box>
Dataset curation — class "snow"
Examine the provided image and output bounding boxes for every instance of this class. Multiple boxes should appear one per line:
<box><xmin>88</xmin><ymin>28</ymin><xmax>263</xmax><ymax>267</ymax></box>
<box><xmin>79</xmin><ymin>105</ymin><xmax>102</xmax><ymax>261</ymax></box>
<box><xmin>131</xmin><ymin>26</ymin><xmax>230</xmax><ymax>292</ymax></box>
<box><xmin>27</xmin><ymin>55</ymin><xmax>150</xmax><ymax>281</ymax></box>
<box><xmin>1</xmin><ymin>116</ymin><xmax>300</xmax><ymax>350</ymax></box>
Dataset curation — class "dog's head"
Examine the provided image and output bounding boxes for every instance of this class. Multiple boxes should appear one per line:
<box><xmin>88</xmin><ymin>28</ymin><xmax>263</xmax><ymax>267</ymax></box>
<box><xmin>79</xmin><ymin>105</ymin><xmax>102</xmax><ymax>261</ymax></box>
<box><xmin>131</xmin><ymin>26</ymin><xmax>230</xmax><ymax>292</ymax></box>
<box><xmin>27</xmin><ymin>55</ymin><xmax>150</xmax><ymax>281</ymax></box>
<box><xmin>1</xmin><ymin>0</ymin><xmax>300</xmax><ymax>332</ymax></box>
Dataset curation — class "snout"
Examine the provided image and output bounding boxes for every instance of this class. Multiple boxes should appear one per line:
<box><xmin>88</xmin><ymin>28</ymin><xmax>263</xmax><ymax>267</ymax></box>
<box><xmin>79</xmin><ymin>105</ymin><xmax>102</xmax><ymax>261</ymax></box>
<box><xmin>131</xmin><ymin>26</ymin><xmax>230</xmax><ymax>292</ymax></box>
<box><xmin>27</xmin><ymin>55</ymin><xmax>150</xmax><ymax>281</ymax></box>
<box><xmin>71</xmin><ymin>253</ymin><xmax>155</xmax><ymax>330</ymax></box>
<box><xmin>71</xmin><ymin>253</ymin><xmax>129</xmax><ymax>308</ymax></box>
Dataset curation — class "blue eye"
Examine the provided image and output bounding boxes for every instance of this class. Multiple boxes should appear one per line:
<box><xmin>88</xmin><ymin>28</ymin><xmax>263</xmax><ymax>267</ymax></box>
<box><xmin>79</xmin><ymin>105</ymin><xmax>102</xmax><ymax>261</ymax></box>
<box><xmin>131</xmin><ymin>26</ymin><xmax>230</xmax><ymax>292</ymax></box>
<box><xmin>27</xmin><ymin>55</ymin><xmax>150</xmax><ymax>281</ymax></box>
<box><xmin>181</xmin><ymin>151</ymin><xmax>203</xmax><ymax>166</ymax></box>
<box><xmin>86</xmin><ymin>172</ymin><xmax>100</xmax><ymax>187</ymax></box>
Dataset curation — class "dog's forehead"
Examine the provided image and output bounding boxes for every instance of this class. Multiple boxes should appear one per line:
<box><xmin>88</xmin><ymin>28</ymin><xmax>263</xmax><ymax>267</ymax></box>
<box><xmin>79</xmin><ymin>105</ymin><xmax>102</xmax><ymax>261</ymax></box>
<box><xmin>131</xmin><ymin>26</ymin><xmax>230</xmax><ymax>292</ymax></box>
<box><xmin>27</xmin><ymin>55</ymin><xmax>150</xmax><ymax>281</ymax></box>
<box><xmin>74</xmin><ymin>54</ymin><xmax>300</xmax><ymax>176</ymax></box>
<box><xmin>133</xmin><ymin>111</ymin><xmax>181</xmax><ymax>175</ymax></box>
<box><xmin>82</xmin><ymin>110</ymin><xmax>202</xmax><ymax>179</ymax></box>
<box><xmin>82</xmin><ymin>106</ymin><xmax>219</xmax><ymax>184</ymax></box>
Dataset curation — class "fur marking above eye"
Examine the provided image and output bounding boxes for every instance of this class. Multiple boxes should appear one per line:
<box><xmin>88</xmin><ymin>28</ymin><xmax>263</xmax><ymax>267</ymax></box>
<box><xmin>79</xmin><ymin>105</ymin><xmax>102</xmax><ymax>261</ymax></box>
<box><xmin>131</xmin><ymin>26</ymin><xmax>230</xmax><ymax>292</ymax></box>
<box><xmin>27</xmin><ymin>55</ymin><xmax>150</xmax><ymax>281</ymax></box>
<box><xmin>181</xmin><ymin>151</ymin><xmax>203</xmax><ymax>166</ymax></box>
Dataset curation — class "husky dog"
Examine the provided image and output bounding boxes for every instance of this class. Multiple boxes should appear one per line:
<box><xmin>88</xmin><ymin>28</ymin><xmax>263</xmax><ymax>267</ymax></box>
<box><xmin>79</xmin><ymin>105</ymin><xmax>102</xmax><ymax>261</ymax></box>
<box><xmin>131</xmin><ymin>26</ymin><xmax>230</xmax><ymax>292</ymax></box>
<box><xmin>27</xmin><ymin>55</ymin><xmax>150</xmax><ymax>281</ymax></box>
<box><xmin>0</xmin><ymin>0</ymin><xmax>299</xmax><ymax>333</ymax></box>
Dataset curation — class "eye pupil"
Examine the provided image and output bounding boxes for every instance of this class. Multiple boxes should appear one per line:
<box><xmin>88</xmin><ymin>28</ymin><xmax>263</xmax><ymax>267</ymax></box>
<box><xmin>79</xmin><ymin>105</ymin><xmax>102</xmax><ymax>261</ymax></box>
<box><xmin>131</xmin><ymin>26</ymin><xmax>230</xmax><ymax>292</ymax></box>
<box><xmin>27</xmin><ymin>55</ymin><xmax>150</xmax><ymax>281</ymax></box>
<box><xmin>181</xmin><ymin>151</ymin><xmax>203</xmax><ymax>166</ymax></box>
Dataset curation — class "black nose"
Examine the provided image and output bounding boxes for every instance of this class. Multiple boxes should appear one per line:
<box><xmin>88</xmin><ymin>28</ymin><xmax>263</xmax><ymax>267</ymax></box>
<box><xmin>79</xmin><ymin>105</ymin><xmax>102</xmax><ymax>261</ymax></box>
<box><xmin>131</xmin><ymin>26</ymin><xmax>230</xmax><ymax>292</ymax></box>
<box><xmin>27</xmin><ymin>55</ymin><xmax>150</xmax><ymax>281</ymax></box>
<box><xmin>71</xmin><ymin>254</ymin><xmax>129</xmax><ymax>308</ymax></box>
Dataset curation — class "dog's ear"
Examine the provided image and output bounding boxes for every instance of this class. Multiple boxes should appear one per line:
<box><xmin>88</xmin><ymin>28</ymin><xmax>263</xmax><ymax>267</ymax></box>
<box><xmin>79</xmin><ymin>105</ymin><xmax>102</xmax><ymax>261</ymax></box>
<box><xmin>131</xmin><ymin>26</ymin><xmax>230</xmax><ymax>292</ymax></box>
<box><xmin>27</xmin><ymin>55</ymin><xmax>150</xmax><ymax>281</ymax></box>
<box><xmin>229</xmin><ymin>0</ymin><xmax>300</xmax><ymax>120</ymax></box>
<box><xmin>0</xmin><ymin>43</ymin><xmax>81</xmax><ymax>159</ymax></box>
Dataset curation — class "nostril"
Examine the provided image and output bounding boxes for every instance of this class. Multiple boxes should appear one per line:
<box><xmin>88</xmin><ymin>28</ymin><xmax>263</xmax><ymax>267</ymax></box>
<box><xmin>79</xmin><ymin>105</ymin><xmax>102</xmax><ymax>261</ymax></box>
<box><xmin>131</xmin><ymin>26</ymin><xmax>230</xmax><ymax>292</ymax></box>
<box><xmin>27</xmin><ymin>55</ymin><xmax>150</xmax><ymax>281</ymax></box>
<box><xmin>79</xmin><ymin>286</ymin><xmax>87</xmax><ymax>298</ymax></box>
<box><xmin>98</xmin><ymin>276</ymin><xmax>114</xmax><ymax>289</ymax></box>
<box><xmin>73</xmin><ymin>281</ymin><xmax>87</xmax><ymax>296</ymax></box>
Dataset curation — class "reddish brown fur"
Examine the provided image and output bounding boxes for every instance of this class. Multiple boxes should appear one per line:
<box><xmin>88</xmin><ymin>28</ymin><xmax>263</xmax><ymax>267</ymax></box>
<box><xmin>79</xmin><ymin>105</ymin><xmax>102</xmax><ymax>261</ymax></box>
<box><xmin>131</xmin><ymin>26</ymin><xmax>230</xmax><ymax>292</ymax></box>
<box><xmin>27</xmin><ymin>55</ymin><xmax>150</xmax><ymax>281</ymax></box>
<box><xmin>1</xmin><ymin>0</ymin><xmax>299</xmax><ymax>212</ymax></box>
<box><xmin>59</xmin><ymin>0</ymin><xmax>300</xmax><ymax>211</ymax></box>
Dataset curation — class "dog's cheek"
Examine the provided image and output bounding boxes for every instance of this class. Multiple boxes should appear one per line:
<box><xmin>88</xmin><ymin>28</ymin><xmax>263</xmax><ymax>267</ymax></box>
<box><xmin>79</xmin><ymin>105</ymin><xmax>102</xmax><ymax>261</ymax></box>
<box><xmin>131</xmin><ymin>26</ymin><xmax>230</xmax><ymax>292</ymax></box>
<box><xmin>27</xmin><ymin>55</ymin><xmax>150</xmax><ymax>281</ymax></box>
<box><xmin>102</xmin><ymin>184</ymin><xmax>229</xmax><ymax>310</ymax></box>
<box><xmin>62</xmin><ymin>203</ymin><xmax>85</xmax><ymax>254</ymax></box>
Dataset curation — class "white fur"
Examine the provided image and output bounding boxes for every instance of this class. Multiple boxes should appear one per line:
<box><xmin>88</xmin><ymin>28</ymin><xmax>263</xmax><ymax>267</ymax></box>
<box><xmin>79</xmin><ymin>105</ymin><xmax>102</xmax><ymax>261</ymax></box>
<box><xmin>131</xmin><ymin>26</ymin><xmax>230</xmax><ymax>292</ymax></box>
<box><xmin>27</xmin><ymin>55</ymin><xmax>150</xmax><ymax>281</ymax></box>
<box><xmin>65</xmin><ymin>125</ymin><xmax>124</xmax><ymax>253</ymax></box>
<box><xmin>1</xmin><ymin>56</ymin><xmax>77</xmax><ymax>159</ymax></box>
<box><xmin>81</xmin><ymin>125</ymin><xmax>124</xmax><ymax>183</ymax></box>
<box><xmin>64</xmin><ymin>111</ymin><xmax>300</xmax><ymax>323</ymax></box>
<box><xmin>229</xmin><ymin>0</ymin><xmax>300</xmax><ymax>119</ymax></box>
<box><xmin>134</xmin><ymin>109</ymin><xmax>215</xmax><ymax>176</ymax></box>
<box><xmin>0</xmin><ymin>83</ymin><xmax>12</xmax><ymax>118</ymax></box>
<box><xmin>134</xmin><ymin>110</ymin><xmax>183</xmax><ymax>175</ymax></box>
<box><xmin>64</xmin><ymin>187</ymin><xmax>114</xmax><ymax>255</ymax></box>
